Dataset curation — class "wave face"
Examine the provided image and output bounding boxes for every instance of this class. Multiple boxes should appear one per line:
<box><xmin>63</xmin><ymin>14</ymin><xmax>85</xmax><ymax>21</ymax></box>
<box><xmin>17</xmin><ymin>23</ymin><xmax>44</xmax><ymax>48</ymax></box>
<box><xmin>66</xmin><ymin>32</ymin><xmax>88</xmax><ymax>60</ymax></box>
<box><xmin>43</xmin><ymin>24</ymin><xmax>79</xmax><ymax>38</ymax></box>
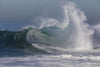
<box><xmin>0</xmin><ymin>2</ymin><xmax>97</xmax><ymax>55</ymax></box>
<box><xmin>0</xmin><ymin>29</ymin><xmax>28</xmax><ymax>48</ymax></box>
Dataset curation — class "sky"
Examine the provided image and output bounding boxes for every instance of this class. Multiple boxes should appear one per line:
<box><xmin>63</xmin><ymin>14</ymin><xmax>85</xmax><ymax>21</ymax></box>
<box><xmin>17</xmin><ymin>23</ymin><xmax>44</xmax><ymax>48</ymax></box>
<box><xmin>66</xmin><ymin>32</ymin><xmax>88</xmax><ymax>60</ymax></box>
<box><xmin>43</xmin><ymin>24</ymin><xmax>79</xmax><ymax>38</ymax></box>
<box><xmin>0</xmin><ymin>0</ymin><xmax>61</xmax><ymax>23</ymax></box>
<box><xmin>0</xmin><ymin>0</ymin><xmax>100</xmax><ymax>30</ymax></box>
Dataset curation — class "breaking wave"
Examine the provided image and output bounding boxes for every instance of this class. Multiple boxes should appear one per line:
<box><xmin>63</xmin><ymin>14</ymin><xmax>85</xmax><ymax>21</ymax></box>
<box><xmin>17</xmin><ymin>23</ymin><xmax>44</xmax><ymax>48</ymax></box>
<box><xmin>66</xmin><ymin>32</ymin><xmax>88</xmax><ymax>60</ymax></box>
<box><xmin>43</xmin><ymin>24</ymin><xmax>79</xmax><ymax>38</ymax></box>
<box><xmin>0</xmin><ymin>2</ymin><xmax>99</xmax><ymax>55</ymax></box>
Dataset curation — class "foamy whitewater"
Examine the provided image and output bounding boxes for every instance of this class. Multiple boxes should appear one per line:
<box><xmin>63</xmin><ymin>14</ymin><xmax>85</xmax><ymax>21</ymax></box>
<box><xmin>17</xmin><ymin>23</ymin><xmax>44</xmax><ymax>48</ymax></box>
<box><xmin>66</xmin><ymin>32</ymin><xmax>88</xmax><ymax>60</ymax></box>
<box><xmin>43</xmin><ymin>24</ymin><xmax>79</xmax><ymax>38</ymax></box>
<box><xmin>0</xmin><ymin>1</ymin><xmax>100</xmax><ymax>67</ymax></box>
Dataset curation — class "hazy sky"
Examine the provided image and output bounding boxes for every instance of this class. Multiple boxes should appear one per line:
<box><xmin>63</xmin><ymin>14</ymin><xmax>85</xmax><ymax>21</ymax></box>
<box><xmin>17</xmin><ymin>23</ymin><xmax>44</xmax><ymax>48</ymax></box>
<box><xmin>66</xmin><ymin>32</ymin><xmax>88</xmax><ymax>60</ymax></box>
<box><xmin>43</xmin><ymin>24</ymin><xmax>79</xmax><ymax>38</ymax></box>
<box><xmin>0</xmin><ymin>0</ymin><xmax>100</xmax><ymax>25</ymax></box>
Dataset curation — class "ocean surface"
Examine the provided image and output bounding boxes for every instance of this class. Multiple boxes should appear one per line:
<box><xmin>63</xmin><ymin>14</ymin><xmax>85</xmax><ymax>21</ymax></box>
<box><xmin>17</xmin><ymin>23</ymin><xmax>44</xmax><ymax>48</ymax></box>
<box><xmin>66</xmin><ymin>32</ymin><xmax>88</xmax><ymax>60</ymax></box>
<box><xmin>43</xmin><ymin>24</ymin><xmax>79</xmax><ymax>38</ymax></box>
<box><xmin>0</xmin><ymin>0</ymin><xmax>100</xmax><ymax>67</ymax></box>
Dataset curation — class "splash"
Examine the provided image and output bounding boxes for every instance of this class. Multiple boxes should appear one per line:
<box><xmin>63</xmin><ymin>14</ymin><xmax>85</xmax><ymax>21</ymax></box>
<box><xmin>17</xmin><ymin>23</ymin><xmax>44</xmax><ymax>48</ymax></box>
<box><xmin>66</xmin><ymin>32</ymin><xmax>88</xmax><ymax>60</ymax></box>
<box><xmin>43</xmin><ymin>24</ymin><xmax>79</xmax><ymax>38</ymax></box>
<box><xmin>61</xmin><ymin>2</ymin><xmax>94</xmax><ymax>50</ymax></box>
<box><xmin>26</xmin><ymin>2</ymin><xmax>94</xmax><ymax>51</ymax></box>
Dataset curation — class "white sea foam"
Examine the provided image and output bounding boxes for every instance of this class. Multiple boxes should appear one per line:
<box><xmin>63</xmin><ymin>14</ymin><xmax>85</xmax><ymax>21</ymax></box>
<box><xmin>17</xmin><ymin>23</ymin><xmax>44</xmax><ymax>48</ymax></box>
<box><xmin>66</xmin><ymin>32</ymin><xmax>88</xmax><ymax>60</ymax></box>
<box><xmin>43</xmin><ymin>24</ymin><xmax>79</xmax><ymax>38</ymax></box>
<box><xmin>0</xmin><ymin>54</ymin><xmax>100</xmax><ymax>67</ymax></box>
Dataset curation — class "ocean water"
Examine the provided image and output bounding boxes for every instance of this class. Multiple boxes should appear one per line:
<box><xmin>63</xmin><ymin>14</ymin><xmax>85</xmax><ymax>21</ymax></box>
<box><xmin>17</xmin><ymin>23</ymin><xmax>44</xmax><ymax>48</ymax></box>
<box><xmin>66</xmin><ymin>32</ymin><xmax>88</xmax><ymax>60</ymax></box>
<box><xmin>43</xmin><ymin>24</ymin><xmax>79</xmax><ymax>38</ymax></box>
<box><xmin>0</xmin><ymin>1</ymin><xmax>100</xmax><ymax>67</ymax></box>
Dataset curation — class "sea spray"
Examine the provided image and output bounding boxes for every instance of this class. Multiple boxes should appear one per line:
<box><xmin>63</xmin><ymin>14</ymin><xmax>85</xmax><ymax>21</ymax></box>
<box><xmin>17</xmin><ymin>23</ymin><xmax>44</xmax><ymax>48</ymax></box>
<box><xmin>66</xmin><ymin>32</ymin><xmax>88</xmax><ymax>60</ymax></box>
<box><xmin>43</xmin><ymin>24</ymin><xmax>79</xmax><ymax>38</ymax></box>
<box><xmin>27</xmin><ymin>2</ymin><xmax>94</xmax><ymax>51</ymax></box>
<box><xmin>62</xmin><ymin>2</ymin><xmax>94</xmax><ymax>50</ymax></box>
